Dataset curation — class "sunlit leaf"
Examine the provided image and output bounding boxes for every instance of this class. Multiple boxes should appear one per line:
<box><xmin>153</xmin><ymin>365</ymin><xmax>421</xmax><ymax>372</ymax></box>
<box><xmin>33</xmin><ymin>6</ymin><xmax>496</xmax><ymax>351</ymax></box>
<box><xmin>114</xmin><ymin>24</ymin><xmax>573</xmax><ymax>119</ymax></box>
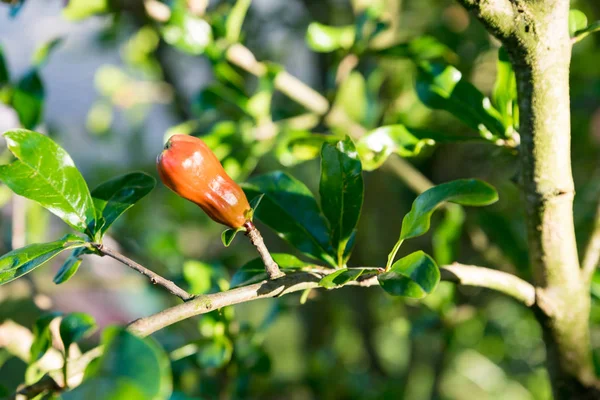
<box><xmin>569</xmin><ymin>9</ymin><xmax>588</xmax><ymax>37</ymax></box>
<box><xmin>162</xmin><ymin>5</ymin><xmax>212</xmax><ymax>55</ymax></box>
<box><xmin>378</xmin><ymin>251</ymin><xmax>439</xmax><ymax>298</ymax></box>
<box><xmin>493</xmin><ymin>47</ymin><xmax>518</xmax><ymax>132</ymax></box>
<box><xmin>62</xmin><ymin>0</ymin><xmax>109</xmax><ymax>21</ymax></box>
<box><xmin>183</xmin><ymin>260</ymin><xmax>229</xmax><ymax>294</ymax></box>
<box><xmin>230</xmin><ymin>253</ymin><xmax>306</xmax><ymax>287</ymax></box>
<box><xmin>226</xmin><ymin>0</ymin><xmax>251</xmax><ymax>43</ymax></box>
<box><xmin>275</xmin><ymin>131</ymin><xmax>335</xmax><ymax>167</ymax></box>
<box><xmin>0</xmin><ymin>130</ymin><xmax>96</xmax><ymax>234</ymax></box>
<box><xmin>0</xmin><ymin>234</ymin><xmax>86</xmax><ymax>285</ymax></box>
<box><xmin>306</xmin><ymin>22</ymin><xmax>355</xmax><ymax>53</ymax></box>
<box><xmin>319</xmin><ymin>136</ymin><xmax>363</xmax><ymax>266</ymax></box>
<box><xmin>319</xmin><ymin>268</ymin><xmax>365</xmax><ymax>289</ymax></box>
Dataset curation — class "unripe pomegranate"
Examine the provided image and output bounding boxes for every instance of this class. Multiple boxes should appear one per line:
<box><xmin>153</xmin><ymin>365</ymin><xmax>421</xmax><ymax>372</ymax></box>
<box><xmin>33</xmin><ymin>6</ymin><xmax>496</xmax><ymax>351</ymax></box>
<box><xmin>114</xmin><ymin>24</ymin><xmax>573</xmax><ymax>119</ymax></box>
<box><xmin>157</xmin><ymin>135</ymin><xmax>251</xmax><ymax>229</ymax></box>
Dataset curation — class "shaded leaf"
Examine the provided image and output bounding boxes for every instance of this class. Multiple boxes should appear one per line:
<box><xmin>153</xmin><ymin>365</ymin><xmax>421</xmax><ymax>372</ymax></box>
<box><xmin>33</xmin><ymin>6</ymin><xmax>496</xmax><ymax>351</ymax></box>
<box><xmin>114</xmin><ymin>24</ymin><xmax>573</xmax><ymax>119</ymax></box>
<box><xmin>0</xmin><ymin>234</ymin><xmax>86</xmax><ymax>285</ymax></box>
<box><xmin>197</xmin><ymin>336</ymin><xmax>233</xmax><ymax>369</ymax></box>
<box><xmin>53</xmin><ymin>247</ymin><xmax>87</xmax><ymax>284</ymax></box>
<box><xmin>221</xmin><ymin>227</ymin><xmax>244</xmax><ymax>247</ymax></box>
<box><xmin>91</xmin><ymin>172</ymin><xmax>156</xmax><ymax>237</ymax></box>
<box><xmin>319</xmin><ymin>268</ymin><xmax>365</xmax><ymax>289</ymax></box>
<box><xmin>319</xmin><ymin>136</ymin><xmax>363</xmax><ymax>266</ymax></box>
<box><xmin>0</xmin><ymin>130</ymin><xmax>95</xmax><ymax>234</ymax></box>
<box><xmin>376</xmin><ymin>36</ymin><xmax>455</xmax><ymax>62</ymax></box>
<box><xmin>573</xmin><ymin>20</ymin><xmax>600</xmax><ymax>43</ymax></box>
<box><xmin>59</xmin><ymin>312</ymin><xmax>97</xmax><ymax>351</ymax></box>
<box><xmin>0</xmin><ymin>45</ymin><xmax>8</xmax><ymax>86</ymax></box>
<box><xmin>231</xmin><ymin>253</ymin><xmax>306</xmax><ymax>287</ymax></box>
<box><xmin>12</xmin><ymin>70</ymin><xmax>44</xmax><ymax>129</ymax></box>
<box><xmin>30</xmin><ymin>313</ymin><xmax>62</xmax><ymax>362</ymax></box>
<box><xmin>306</xmin><ymin>22</ymin><xmax>355</xmax><ymax>53</ymax></box>
<box><xmin>432</xmin><ymin>204</ymin><xmax>465</xmax><ymax>265</ymax></box>
<box><xmin>244</xmin><ymin>172</ymin><xmax>336</xmax><ymax>266</ymax></box>
<box><xmin>378</xmin><ymin>251</ymin><xmax>439</xmax><ymax>298</ymax></box>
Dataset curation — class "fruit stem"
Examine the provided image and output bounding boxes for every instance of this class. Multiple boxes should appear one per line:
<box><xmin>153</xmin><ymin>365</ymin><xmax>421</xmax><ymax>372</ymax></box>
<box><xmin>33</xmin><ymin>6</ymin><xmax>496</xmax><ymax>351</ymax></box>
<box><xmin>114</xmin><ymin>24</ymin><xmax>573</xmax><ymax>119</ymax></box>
<box><xmin>244</xmin><ymin>221</ymin><xmax>285</xmax><ymax>279</ymax></box>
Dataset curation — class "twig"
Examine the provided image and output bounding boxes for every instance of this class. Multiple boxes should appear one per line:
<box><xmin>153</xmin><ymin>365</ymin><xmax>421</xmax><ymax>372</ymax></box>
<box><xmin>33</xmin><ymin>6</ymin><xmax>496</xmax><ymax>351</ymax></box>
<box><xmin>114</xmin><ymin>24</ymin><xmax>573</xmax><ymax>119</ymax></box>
<box><xmin>582</xmin><ymin>200</ymin><xmax>600</xmax><ymax>283</ymax></box>
<box><xmin>244</xmin><ymin>221</ymin><xmax>284</xmax><ymax>279</ymax></box>
<box><xmin>92</xmin><ymin>244</ymin><xmax>194</xmax><ymax>302</ymax></box>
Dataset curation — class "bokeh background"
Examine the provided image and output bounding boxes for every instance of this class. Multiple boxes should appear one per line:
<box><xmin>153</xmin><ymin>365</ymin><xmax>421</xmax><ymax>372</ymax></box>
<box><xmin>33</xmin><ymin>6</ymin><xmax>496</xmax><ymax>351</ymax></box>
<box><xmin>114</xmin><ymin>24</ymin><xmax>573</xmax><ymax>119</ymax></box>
<box><xmin>1</xmin><ymin>0</ymin><xmax>600</xmax><ymax>399</ymax></box>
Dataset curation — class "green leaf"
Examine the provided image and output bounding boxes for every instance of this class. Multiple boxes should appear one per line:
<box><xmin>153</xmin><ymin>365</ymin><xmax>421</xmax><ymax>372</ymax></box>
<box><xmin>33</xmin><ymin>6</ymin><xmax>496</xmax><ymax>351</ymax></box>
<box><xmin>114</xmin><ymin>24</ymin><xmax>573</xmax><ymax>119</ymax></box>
<box><xmin>91</xmin><ymin>172</ymin><xmax>156</xmax><ymax>237</ymax></box>
<box><xmin>378</xmin><ymin>251</ymin><xmax>439</xmax><ymax>298</ymax></box>
<box><xmin>306</xmin><ymin>22</ymin><xmax>355</xmax><ymax>53</ymax></box>
<box><xmin>573</xmin><ymin>20</ymin><xmax>600</xmax><ymax>44</ymax></box>
<box><xmin>275</xmin><ymin>131</ymin><xmax>335</xmax><ymax>167</ymax></box>
<box><xmin>319</xmin><ymin>268</ymin><xmax>365</xmax><ymax>289</ymax></box>
<box><xmin>0</xmin><ymin>45</ymin><xmax>9</xmax><ymax>86</ymax></box>
<box><xmin>243</xmin><ymin>172</ymin><xmax>336</xmax><ymax>266</ymax></box>
<box><xmin>319</xmin><ymin>136</ymin><xmax>364</xmax><ymax>266</ymax></box>
<box><xmin>183</xmin><ymin>260</ymin><xmax>229</xmax><ymax>294</ymax></box>
<box><xmin>226</xmin><ymin>0</ymin><xmax>251</xmax><ymax>43</ymax></box>
<box><xmin>0</xmin><ymin>234</ymin><xmax>86</xmax><ymax>285</ymax></box>
<box><xmin>59</xmin><ymin>313</ymin><xmax>97</xmax><ymax>351</ymax></box>
<box><xmin>12</xmin><ymin>70</ymin><xmax>44</xmax><ymax>129</ymax></box>
<box><xmin>0</xmin><ymin>130</ymin><xmax>96</xmax><ymax>234</ymax></box>
<box><xmin>569</xmin><ymin>9</ymin><xmax>588</xmax><ymax>37</ymax></box>
<box><xmin>432</xmin><ymin>204</ymin><xmax>465</xmax><ymax>265</ymax></box>
<box><xmin>30</xmin><ymin>313</ymin><xmax>62</xmax><ymax>362</ymax></box>
<box><xmin>401</xmin><ymin>179</ymin><xmax>498</xmax><ymax>241</ymax></box>
<box><xmin>53</xmin><ymin>247</ymin><xmax>87</xmax><ymax>284</ymax></box>
<box><xmin>197</xmin><ymin>336</ymin><xmax>233</xmax><ymax>369</ymax></box>
<box><xmin>375</xmin><ymin>36</ymin><xmax>455</xmax><ymax>62</ymax></box>
<box><xmin>162</xmin><ymin>6</ymin><xmax>212</xmax><ymax>55</ymax></box>
<box><xmin>221</xmin><ymin>227</ymin><xmax>244</xmax><ymax>247</ymax></box>
<box><xmin>333</xmin><ymin>72</ymin><xmax>367</xmax><ymax>124</ymax></box>
<box><xmin>32</xmin><ymin>38</ymin><xmax>63</xmax><ymax>67</ymax></box>
<box><xmin>230</xmin><ymin>253</ymin><xmax>306</xmax><ymax>287</ymax></box>
<box><xmin>417</xmin><ymin>63</ymin><xmax>507</xmax><ymax>140</ymax></box>
<box><xmin>62</xmin><ymin>0</ymin><xmax>108</xmax><ymax>21</ymax></box>
<box><xmin>67</xmin><ymin>327</ymin><xmax>172</xmax><ymax>400</ymax></box>
<box><xmin>492</xmin><ymin>47</ymin><xmax>518</xmax><ymax>132</ymax></box>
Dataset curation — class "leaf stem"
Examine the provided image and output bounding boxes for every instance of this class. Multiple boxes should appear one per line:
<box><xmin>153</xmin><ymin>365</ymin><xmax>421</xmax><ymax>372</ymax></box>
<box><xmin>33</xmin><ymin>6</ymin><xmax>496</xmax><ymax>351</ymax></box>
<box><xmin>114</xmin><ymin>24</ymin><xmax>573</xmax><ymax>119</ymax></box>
<box><xmin>386</xmin><ymin>239</ymin><xmax>403</xmax><ymax>271</ymax></box>
<box><xmin>244</xmin><ymin>222</ymin><xmax>285</xmax><ymax>280</ymax></box>
<box><xmin>91</xmin><ymin>243</ymin><xmax>194</xmax><ymax>301</ymax></box>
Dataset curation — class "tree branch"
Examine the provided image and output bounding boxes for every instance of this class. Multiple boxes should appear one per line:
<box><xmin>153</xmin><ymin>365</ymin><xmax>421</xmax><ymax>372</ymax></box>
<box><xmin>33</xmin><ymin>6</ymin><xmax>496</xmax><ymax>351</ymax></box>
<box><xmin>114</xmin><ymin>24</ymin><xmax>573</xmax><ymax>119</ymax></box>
<box><xmin>92</xmin><ymin>244</ymin><xmax>194</xmax><ymax>302</ymax></box>
<box><xmin>454</xmin><ymin>0</ymin><xmax>517</xmax><ymax>41</ymax></box>
<box><xmin>582</xmin><ymin>200</ymin><xmax>600</xmax><ymax>283</ymax></box>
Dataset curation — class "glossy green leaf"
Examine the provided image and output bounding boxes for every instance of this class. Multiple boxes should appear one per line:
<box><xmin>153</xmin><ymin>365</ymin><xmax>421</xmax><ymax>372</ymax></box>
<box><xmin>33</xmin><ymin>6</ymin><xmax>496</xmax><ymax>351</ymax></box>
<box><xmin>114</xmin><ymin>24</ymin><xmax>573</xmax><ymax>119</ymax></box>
<box><xmin>62</xmin><ymin>0</ymin><xmax>108</xmax><ymax>21</ymax></box>
<box><xmin>573</xmin><ymin>20</ymin><xmax>600</xmax><ymax>44</ymax></box>
<box><xmin>53</xmin><ymin>247</ymin><xmax>87</xmax><ymax>284</ymax></box>
<box><xmin>401</xmin><ymin>179</ymin><xmax>498</xmax><ymax>241</ymax></box>
<box><xmin>32</xmin><ymin>38</ymin><xmax>63</xmax><ymax>67</ymax></box>
<box><xmin>226</xmin><ymin>0</ymin><xmax>251</xmax><ymax>42</ymax></box>
<box><xmin>12</xmin><ymin>70</ymin><xmax>44</xmax><ymax>129</ymax></box>
<box><xmin>569</xmin><ymin>9</ymin><xmax>588</xmax><ymax>37</ymax></box>
<box><xmin>319</xmin><ymin>268</ymin><xmax>365</xmax><ymax>289</ymax></box>
<box><xmin>183</xmin><ymin>260</ymin><xmax>229</xmax><ymax>294</ymax></box>
<box><xmin>493</xmin><ymin>47</ymin><xmax>518</xmax><ymax>131</ymax></box>
<box><xmin>306</xmin><ymin>22</ymin><xmax>355</xmax><ymax>53</ymax></box>
<box><xmin>197</xmin><ymin>336</ymin><xmax>233</xmax><ymax>369</ymax></box>
<box><xmin>91</xmin><ymin>172</ymin><xmax>156</xmax><ymax>237</ymax></box>
<box><xmin>221</xmin><ymin>227</ymin><xmax>244</xmax><ymax>247</ymax></box>
<box><xmin>0</xmin><ymin>234</ymin><xmax>86</xmax><ymax>285</ymax></box>
<box><xmin>432</xmin><ymin>204</ymin><xmax>465</xmax><ymax>265</ymax></box>
<box><xmin>0</xmin><ymin>130</ymin><xmax>96</xmax><ymax>234</ymax></box>
<box><xmin>230</xmin><ymin>253</ymin><xmax>306</xmax><ymax>287</ymax></box>
<box><xmin>376</xmin><ymin>36</ymin><xmax>455</xmax><ymax>62</ymax></box>
<box><xmin>73</xmin><ymin>326</ymin><xmax>172</xmax><ymax>400</ymax></box>
<box><xmin>416</xmin><ymin>63</ymin><xmax>507</xmax><ymax>140</ymax></box>
<box><xmin>243</xmin><ymin>172</ymin><xmax>336</xmax><ymax>266</ymax></box>
<box><xmin>319</xmin><ymin>136</ymin><xmax>363</xmax><ymax>266</ymax></box>
<box><xmin>162</xmin><ymin>5</ymin><xmax>212</xmax><ymax>55</ymax></box>
<box><xmin>30</xmin><ymin>313</ymin><xmax>62</xmax><ymax>362</ymax></box>
<box><xmin>0</xmin><ymin>45</ymin><xmax>9</xmax><ymax>86</ymax></box>
<box><xmin>378</xmin><ymin>251</ymin><xmax>439</xmax><ymax>298</ymax></box>
<box><xmin>59</xmin><ymin>312</ymin><xmax>97</xmax><ymax>351</ymax></box>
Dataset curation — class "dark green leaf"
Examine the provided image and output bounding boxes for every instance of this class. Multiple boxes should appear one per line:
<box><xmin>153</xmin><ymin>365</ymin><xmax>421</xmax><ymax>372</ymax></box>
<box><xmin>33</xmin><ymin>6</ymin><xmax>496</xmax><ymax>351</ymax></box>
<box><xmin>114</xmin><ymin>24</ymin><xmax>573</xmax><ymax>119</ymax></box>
<box><xmin>243</xmin><ymin>172</ymin><xmax>336</xmax><ymax>266</ymax></box>
<box><xmin>0</xmin><ymin>234</ymin><xmax>86</xmax><ymax>285</ymax></box>
<box><xmin>221</xmin><ymin>227</ymin><xmax>244</xmax><ymax>247</ymax></box>
<box><xmin>230</xmin><ymin>253</ymin><xmax>306</xmax><ymax>287</ymax></box>
<box><xmin>375</xmin><ymin>36</ymin><xmax>455</xmax><ymax>62</ymax></box>
<box><xmin>401</xmin><ymin>179</ymin><xmax>498</xmax><ymax>240</ymax></box>
<box><xmin>378</xmin><ymin>251</ymin><xmax>439</xmax><ymax>298</ymax></box>
<box><xmin>12</xmin><ymin>70</ymin><xmax>44</xmax><ymax>129</ymax></box>
<box><xmin>0</xmin><ymin>45</ymin><xmax>9</xmax><ymax>86</ymax></box>
<box><xmin>432</xmin><ymin>204</ymin><xmax>465</xmax><ymax>265</ymax></box>
<box><xmin>306</xmin><ymin>22</ymin><xmax>355</xmax><ymax>53</ymax></box>
<box><xmin>62</xmin><ymin>0</ymin><xmax>109</xmax><ymax>21</ymax></box>
<box><xmin>417</xmin><ymin>63</ymin><xmax>507</xmax><ymax>139</ymax></box>
<box><xmin>569</xmin><ymin>9</ymin><xmax>588</xmax><ymax>37</ymax></box>
<box><xmin>319</xmin><ymin>136</ymin><xmax>363</xmax><ymax>266</ymax></box>
<box><xmin>319</xmin><ymin>268</ymin><xmax>365</xmax><ymax>289</ymax></box>
<box><xmin>573</xmin><ymin>20</ymin><xmax>600</xmax><ymax>43</ymax></box>
<box><xmin>71</xmin><ymin>326</ymin><xmax>172</xmax><ymax>400</ymax></box>
<box><xmin>91</xmin><ymin>172</ymin><xmax>155</xmax><ymax>237</ymax></box>
<box><xmin>59</xmin><ymin>313</ymin><xmax>97</xmax><ymax>351</ymax></box>
<box><xmin>32</xmin><ymin>38</ymin><xmax>63</xmax><ymax>67</ymax></box>
<box><xmin>197</xmin><ymin>336</ymin><xmax>233</xmax><ymax>369</ymax></box>
<box><xmin>493</xmin><ymin>47</ymin><xmax>518</xmax><ymax>131</ymax></box>
<box><xmin>30</xmin><ymin>313</ymin><xmax>62</xmax><ymax>362</ymax></box>
<box><xmin>53</xmin><ymin>247</ymin><xmax>87</xmax><ymax>284</ymax></box>
<box><xmin>0</xmin><ymin>130</ymin><xmax>95</xmax><ymax>234</ymax></box>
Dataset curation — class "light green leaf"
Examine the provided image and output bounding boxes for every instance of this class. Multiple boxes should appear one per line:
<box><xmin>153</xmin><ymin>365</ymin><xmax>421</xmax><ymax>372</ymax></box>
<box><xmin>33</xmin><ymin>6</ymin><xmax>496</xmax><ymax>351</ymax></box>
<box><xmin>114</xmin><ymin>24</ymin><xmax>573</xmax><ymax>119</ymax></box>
<box><xmin>0</xmin><ymin>130</ymin><xmax>95</xmax><ymax>234</ymax></box>
<box><xmin>493</xmin><ymin>47</ymin><xmax>518</xmax><ymax>132</ymax></box>
<box><xmin>569</xmin><ymin>9</ymin><xmax>588</xmax><ymax>37</ymax></box>
<box><xmin>275</xmin><ymin>130</ymin><xmax>336</xmax><ymax>167</ymax></box>
<box><xmin>319</xmin><ymin>268</ymin><xmax>365</xmax><ymax>289</ymax></box>
<box><xmin>375</xmin><ymin>36</ymin><xmax>455</xmax><ymax>62</ymax></box>
<box><xmin>53</xmin><ymin>247</ymin><xmax>87</xmax><ymax>284</ymax></box>
<box><xmin>221</xmin><ymin>227</ymin><xmax>244</xmax><ymax>247</ymax></box>
<box><xmin>319</xmin><ymin>136</ymin><xmax>363</xmax><ymax>266</ymax></box>
<box><xmin>183</xmin><ymin>261</ymin><xmax>229</xmax><ymax>295</ymax></box>
<box><xmin>226</xmin><ymin>0</ymin><xmax>251</xmax><ymax>43</ymax></box>
<box><xmin>230</xmin><ymin>253</ymin><xmax>306</xmax><ymax>287</ymax></box>
<box><xmin>306</xmin><ymin>22</ymin><xmax>355</xmax><ymax>53</ymax></box>
<box><xmin>334</xmin><ymin>72</ymin><xmax>367</xmax><ymax>124</ymax></box>
<box><xmin>244</xmin><ymin>172</ymin><xmax>336</xmax><ymax>266</ymax></box>
<box><xmin>378</xmin><ymin>251</ymin><xmax>439</xmax><ymax>298</ymax></box>
<box><xmin>12</xmin><ymin>70</ymin><xmax>44</xmax><ymax>129</ymax></box>
<box><xmin>30</xmin><ymin>313</ymin><xmax>62</xmax><ymax>362</ymax></box>
<box><xmin>62</xmin><ymin>0</ymin><xmax>108</xmax><ymax>21</ymax></box>
<box><xmin>91</xmin><ymin>172</ymin><xmax>156</xmax><ymax>237</ymax></box>
<box><xmin>162</xmin><ymin>5</ymin><xmax>212</xmax><ymax>55</ymax></box>
<box><xmin>32</xmin><ymin>38</ymin><xmax>63</xmax><ymax>67</ymax></box>
<box><xmin>432</xmin><ymin>204</ymin><xmax>465</xmax><ymax>265</ymax></box>
<box><xmin>0</xmin><ymin>234</ymin><xmax>86</xmax><ymax>285</ymax></box>
<box><xmin>573</xmin><ymin>20</ymin><xmax>600</xmax><ymax>44</ymax></box>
